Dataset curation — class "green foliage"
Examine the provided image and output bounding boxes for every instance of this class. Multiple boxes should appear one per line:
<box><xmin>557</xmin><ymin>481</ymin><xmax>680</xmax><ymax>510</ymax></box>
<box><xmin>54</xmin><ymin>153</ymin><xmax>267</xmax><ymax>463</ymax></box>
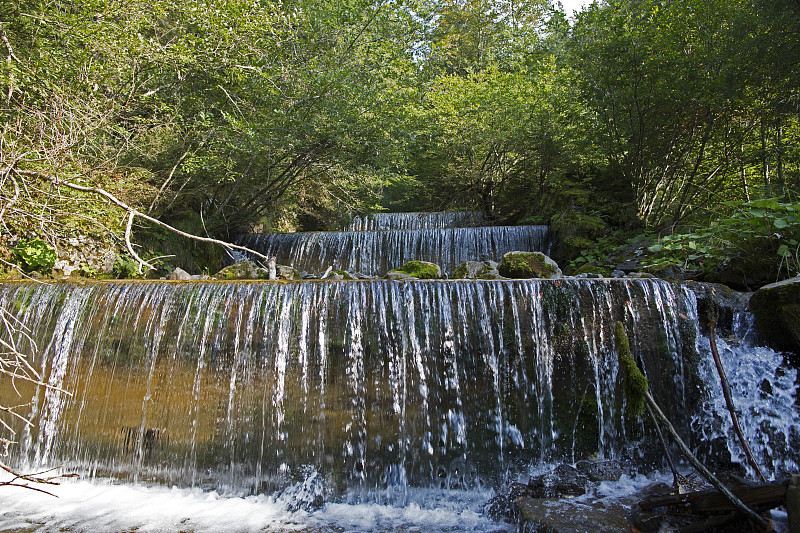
<box><xmin>113</xmin><ymin>254</ymin><xmax>145</xmax><ymax>279</ymax></box>
<box><xmin>12</xmin><ymin>238</ymin><xmax>57</xmax><ymax>273</ymax></box>
<box><xmin>646</xmin><ymin>197</ymin><xmax>800</xmax><ymax>280</ymax></box>
<box><xmin>614</xmin><ymin>321</ymin><xmax>648</xmax><ymax>418</ymax></box>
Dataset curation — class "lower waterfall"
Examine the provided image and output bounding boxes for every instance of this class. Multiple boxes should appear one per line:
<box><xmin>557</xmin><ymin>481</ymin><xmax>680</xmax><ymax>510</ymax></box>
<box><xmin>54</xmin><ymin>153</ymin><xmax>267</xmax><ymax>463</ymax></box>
<box><xmin>0</xmin><ymin>278</ymin><xmax>797</xmax><ymax>532</ymax></box>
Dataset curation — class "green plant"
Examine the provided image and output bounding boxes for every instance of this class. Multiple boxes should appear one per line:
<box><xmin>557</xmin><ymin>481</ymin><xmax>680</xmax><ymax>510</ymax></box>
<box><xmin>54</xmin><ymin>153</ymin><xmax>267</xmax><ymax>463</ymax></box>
<box><xmin>13</xmin><ymin>238</ymin><xmax>57</xmax><ymax>273</ymax></box>
<box><xmin>644</xmin><ymin>198</ymin><xmax>800</xmax><ymax>280</ymax></box>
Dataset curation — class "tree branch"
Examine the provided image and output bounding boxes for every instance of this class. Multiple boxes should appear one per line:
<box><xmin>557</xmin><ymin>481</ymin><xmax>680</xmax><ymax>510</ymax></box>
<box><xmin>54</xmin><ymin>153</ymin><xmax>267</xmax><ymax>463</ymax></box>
<box><xmin>14</xmin><ymin>169</ymin><xmax>274</xmax><ymax>272</ymax></box>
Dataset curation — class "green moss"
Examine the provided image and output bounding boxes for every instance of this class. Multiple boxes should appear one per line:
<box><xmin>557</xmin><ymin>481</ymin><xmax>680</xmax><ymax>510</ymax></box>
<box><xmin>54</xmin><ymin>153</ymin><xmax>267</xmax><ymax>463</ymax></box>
<box><xmin>391</xmin><ymin>260</ymin><xmax>441</xmax><ymax>279</ymax></box>
<box><xmin>498</xmin><ymin>252</ymin><xmax>557</xmax><ymax>279</ymax></box>
<box><xmin>336</xmin><ymin>270</ymin><xmax>354</xmax><ymax>280</ymax></box>
<box><xmin>573</xmin><ymin>264</ymin><xmax>612</xmax><ymax>277</ymax></box>
<box><xmin>614</xmin><ymin>321</ymin><xmax>649</xmax><ymax>417</ymax></box>
<box><xmin>452</xmin><ymin>262</ymin><xmax>468</xmax><ymax>279</ymax></box>
<box><xmin>574</xmin><ymin>393</ymin><xmax>600</xmax><ymax>457</ymax></box>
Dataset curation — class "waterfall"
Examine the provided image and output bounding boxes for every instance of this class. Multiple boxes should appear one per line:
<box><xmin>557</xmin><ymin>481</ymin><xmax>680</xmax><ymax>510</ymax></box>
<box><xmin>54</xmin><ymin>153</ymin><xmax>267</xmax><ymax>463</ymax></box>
<box><xmin>1</xmin><ymin>279</ymin><xmax>698</xmax><ymax>500</ymax></box>
<box><xmin>237</xmin><ymin>225</ymin><xmax>551</xmax><ymax>276</ymax></box>
<box><xmin>344</xmin><ymin>212</ymin><xmax>486</xmax><ymax>231</ymax></box>
<box><xmin>2</xmin><ymin>210</ymin><xmax>799</xmax><ymax>533</ymax></box>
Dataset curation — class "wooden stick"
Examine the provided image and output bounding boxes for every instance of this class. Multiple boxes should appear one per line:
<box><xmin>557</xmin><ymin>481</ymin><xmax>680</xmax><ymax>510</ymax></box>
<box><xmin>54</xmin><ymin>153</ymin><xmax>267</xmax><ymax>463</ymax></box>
<box><xmin>15</xmin><ymin>169</ymin><xmax>273</xmax><ymax>272</ymax></box>
<box><xmin>645</xmin><ymin>401</ymin><xmax>681</xmax><ymax>490</ymax></box>
<box><xmin>645</xmin><ymin>391</ymin><xmax>770</xmax><ymax>530</ymax></box>
<box><xmin>708</xmin><ymin>318</ymin><xmax>767</xmax><ymax>482</ymax></box>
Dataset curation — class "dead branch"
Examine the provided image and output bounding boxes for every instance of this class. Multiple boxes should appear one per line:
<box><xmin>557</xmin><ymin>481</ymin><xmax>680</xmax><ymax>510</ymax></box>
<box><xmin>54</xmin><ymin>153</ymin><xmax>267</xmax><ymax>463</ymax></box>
<box><xmin>708</xmin><ymin>318</ymin><xmax>767</xmax><ymax>483</ymax></box>
<box><xmin>614</xmin><ymin>321</ymin><xmax>770</xmax><ymax>530</ymax></box>
<box><xmin>14</xmin><ymin>169</ymin><xmax>273</xmax><ymax>273</ymax></box>
<box><xmin>644</xmin><ymin>391</ymin><xmax>770</xmax><ymax>530</ymax></box>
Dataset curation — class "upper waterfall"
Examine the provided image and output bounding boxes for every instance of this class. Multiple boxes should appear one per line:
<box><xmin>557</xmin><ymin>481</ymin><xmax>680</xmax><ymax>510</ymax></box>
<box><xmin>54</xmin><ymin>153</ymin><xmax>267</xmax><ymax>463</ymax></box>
<box><xmin>344</xmin><ymin>211</ymin><xmax>486</xmax><ymax>231</ymax></box>
<box><xmin>237</xmin><ymin>225</ymin><xmax>551</xmax><ymax>276</ymax></box>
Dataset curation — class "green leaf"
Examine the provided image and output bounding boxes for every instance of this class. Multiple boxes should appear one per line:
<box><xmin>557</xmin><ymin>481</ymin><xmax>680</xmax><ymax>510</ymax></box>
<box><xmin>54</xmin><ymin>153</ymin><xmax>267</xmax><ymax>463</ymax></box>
<box><xmin>777</xmin><ymin>244</ymin><xmax>791</xmax><ymax>258</ymax></box>
<box><xmin>647</xmin><ymin>244</ymin><xmax>663</xmax><ymax>252</ymax></box>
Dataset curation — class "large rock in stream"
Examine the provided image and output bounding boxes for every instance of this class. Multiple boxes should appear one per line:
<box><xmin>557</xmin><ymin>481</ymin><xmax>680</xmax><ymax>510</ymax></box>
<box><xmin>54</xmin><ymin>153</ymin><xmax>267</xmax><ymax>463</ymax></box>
<box><xmin>213</xmin><ymin>260</ymin><xmax>301</xmax><ymax>280</ymax></box>
<box><xmin>498</xmin><ymin>251</ymin><xmax>562</xmax><ymax>279</ymax></box>
<box><xmin>749</xmin><ymin>276</ymin><xmax>800</xmax><ymax>356</ymax></box>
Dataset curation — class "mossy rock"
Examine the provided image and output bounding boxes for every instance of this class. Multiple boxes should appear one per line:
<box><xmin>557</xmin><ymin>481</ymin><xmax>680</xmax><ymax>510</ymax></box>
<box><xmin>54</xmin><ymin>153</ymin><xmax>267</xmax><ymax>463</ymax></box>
<box><xmin>749</xmin><ymin>276</ymin><xmax>800</xmax><ymax>356</ymax></box>
<box><xmin>276</xmin><ymin>264</ymin><xmax>302</xmax><ymax>280</ymax></box>
<box><xmin>214</xmin><ymin>261</ymin><xmax>268</xmax><ymax>280</ymax></box>
<box><xmin>572</xmin><ymin>264</ymin><xmax>612</xmax><ymax>277</ymax></box>
<box><xmin>386</xmin><ymin>260</ymin><xmax>442</xmax><ymax>280</ymax></box>
<box><xmin>452</xmin><ymin>260</ymin><xmax>501</xmax><ymax>280</ymax></box>
<box><xmin>498</xmin><ymin>252</ymin><xmax>562</xmax><ymax>279</ymax></box>
<box><xmin>335</xmin><ymin>270</ymin><xmax>355</xmax><ymax>280</ymax></box>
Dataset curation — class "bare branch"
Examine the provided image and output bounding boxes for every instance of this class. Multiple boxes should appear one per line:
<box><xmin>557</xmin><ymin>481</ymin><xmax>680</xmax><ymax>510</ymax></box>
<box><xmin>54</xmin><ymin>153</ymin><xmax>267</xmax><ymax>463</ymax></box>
<box><xmin>14</xmin><ymin>169</ymin><xmax>274</xmax><ymax>269</ymax></box>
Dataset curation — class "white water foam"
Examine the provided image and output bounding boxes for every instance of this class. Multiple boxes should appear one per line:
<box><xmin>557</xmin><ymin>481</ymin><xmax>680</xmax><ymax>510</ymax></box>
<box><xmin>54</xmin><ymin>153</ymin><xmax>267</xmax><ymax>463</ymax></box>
<box><xmin>0</xmin><ymin>474</ymin><xmax>510</xmax><ymax>533</ymax></box>
<box><xmin>693</xmin><ymin>329</ymin><xmax>800</xmax><ymax>479</ymax></box>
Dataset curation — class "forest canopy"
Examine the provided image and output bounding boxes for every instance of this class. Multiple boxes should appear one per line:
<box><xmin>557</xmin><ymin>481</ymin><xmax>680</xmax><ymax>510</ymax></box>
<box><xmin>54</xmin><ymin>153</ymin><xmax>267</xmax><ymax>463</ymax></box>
<box><xmin>1</xmin><ymin>0</ymin><xmax>799</xmax><ymax>282</ymax></box>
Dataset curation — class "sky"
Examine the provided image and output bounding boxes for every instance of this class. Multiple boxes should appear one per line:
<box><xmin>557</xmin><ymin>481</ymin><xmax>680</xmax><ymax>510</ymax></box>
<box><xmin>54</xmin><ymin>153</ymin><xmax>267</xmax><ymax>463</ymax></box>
<box><xmin>558</xmin><ymin>0</ymin><xmax>594</xmax><ymax>16</ymax></box>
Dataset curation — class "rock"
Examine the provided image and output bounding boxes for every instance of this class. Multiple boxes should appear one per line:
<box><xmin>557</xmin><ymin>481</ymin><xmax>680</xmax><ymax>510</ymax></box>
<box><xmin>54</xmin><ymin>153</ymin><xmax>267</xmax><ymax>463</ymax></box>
<box><xmin>683</xmin><ymin>281</ymin><xmax>749</xmax><ymax>337</ymax></box>
<box><xmin>642</xmin><ymin>261</ymin><xmax>699</xmax><ymax>281</ymax></box>
<box><xmin>787</xmin><ymin>475</ymin><xmax>800</xmax><ymax>533</ymax></box>
<box><xmin>213</xmin><ymin>261</ymin><xmax>270</xmax><ymax>280</ymax></box>
<box><xmin>54</xmin><ymin>259</ymin><xmax>80</xmax><ymax>277</ymax></box>
<box><xmin>498</xmin><ymin>251</ymin><xmax>562</xmax><ymax>279</ymax></box>
<box><xmin>322</xmin><ymin>270</ymin><xmax>355</xmax><ymax>280</ymax></box>
<box><xmin>749</xmin><ymin>276</ymin><xmax>800</xmax><ymax>356</ymax></box>
<box><xmin>452</xmin><ymin>260</ymin><xmax>502</xmax><ymax>279</ymax></box>
<box><xmin>275</xmin><ymin>265</ymin><xmax>301</xmax><ymax>281</ymax></box>
<box><xmin>384</xmin><ymin>271</ymin><xmax>417</xmax><ymax>281</ymax></box>
<box><xmin>527</xmin><ymin>464</ymin><xmax>588</xmax><ymax>498</ymax></box>
<box><xmin>169</xmin><ymin>267</ymin><xmax>194</xmax><ymax>280</ymax></box>
<box><xmin>574</xmin><ymin>459</ymin><xmax>623</xmax><ymax>482</ymax></box>
<box><xmin>626</xmin><ymin>272</ymin><xmax>655</xmax><ymax>279</ymax></box>
<box><xmin>484</xmin><ymin>482</ymin><xmax>531</xmax><ymax>521</ymax></box>
<box><xmin>516</xmin><ymin>495</ymin><xmax>636</xmax><ymax>533</ymax></box>
<box><xmin>611</xmin><ymin>269</ymin><xmax>625</xmax><ymax>277</ymax></box>
<box><xmin>101</xmin><ymin>251</ymin><xmax>117</xmax><ymax>274</ymax></box>
<box><xmin>386</xmin><ymin>260</ymin><xmax>443</xmax><ymax>280</ymax></box>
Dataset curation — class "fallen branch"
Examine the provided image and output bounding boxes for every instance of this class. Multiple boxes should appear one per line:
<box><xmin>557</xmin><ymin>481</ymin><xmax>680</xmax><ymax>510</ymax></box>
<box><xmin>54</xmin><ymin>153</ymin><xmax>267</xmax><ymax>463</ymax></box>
<box><xmin>614</xmin><ymin>321</ymin><xmax>770</xmax><ymax>531</ymax></box>
<box><xmin>14</xmin><ymin>169</ymin><xmax>273</xmax><ymax>273</ymax></box>
<box><xmin>0</xmin><ymin>461</ymin><xmax>77</xmax><ymax>496</ymax></box>
<box><xmin>708</xmin><ymin>318</ymin><xmax>767</xmax><ymax>483</ymax></box>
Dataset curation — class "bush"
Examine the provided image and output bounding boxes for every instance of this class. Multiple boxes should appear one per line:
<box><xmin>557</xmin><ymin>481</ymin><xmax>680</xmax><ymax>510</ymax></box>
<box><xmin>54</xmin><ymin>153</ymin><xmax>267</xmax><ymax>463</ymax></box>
<box><xmin>13</xmin><ymin>238</ymin><xmax>57</xmax><ymax>273</ymax></box>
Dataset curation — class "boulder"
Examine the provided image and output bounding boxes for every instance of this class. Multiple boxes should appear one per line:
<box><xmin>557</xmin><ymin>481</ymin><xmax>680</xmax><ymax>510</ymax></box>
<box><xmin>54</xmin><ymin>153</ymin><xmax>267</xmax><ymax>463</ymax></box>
<box><xmin>169</xmin><ymin>267</ymin><xmax>194</xmax><ymax>281</ymax></box>
<box><xmin>385</xmin><ymin>260</ymin><xmax>443</xmax><ymax>280</ymax></box>
<box><xmin>749</xmin><ymin>276</ymin><xmax>800</xmax><ymax>355</ymax></box>
<box><xmin>276</xmin><ymin>264</ymin><xmax>301</xmax><ymax>281</ymax></box>
<box><xmin>574</xmin><ymin>459</ymin><xmax>624</xmax><ymax>483</ymax></box>
<box><xmin>384</xmin><ymin>271</ymin><xmax>417</xmax><ymax>281</ymax></box>
<box><xmin>498</xmin><ymin>251</ymin><xmax>562</xmax><ymax>279</ymax></box>
<box><xmin>527</xmin><ymin>463</ymin><xmax>588</xmax><ymax>498</ymax></box>
<box><xmin>214</xmin><ymin>261</ymin><xmax>269</xmax><ymax>280</ymax></box>
<box><xmin>683</xmin><ymin>281</ymin><xmax>749</xmax><ymax>337</ymax></box>
<box><xmin>452</xmin><ymin>260</ymin><xmax>502</xmax><ymax>280</ymax></box>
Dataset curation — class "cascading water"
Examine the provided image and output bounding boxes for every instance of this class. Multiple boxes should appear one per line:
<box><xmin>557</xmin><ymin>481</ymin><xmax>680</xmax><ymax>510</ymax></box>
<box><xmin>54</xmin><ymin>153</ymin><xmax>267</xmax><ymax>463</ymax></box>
<box><xmin>1</xmin><ymin>212</ymin><xmax>798</xmax><ymax>533</ymax></box>
<box><xmin>344</xmin><ymin>211</ymin><xmax>486</xmax><ymax>231</ymax></box>
<box><xmin>237</xmin><ymin>225</ymin><xmax>551</xmax><ymax>276</ymax></box>
<box><xmin>0</xmin><ymin>279</ymin><xmax>696</xmax><ymax>493</ymax></box>
<box><xmin>692</xmin><ymin>313</ymin><xmax>800</xmax><ymax>480</ymax></box>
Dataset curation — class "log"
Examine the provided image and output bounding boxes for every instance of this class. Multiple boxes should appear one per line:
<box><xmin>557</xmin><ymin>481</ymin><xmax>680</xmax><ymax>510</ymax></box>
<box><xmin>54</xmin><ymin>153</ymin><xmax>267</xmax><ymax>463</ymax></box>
<box><xmin>788</xmin><ymin>475</ymin><xmax>800</xmax><ymax>533</ymax></box>
<box><xmin>639</xmin><ymin>478</ymin><xmax>789</xmax><ymax>513</ymax></box>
